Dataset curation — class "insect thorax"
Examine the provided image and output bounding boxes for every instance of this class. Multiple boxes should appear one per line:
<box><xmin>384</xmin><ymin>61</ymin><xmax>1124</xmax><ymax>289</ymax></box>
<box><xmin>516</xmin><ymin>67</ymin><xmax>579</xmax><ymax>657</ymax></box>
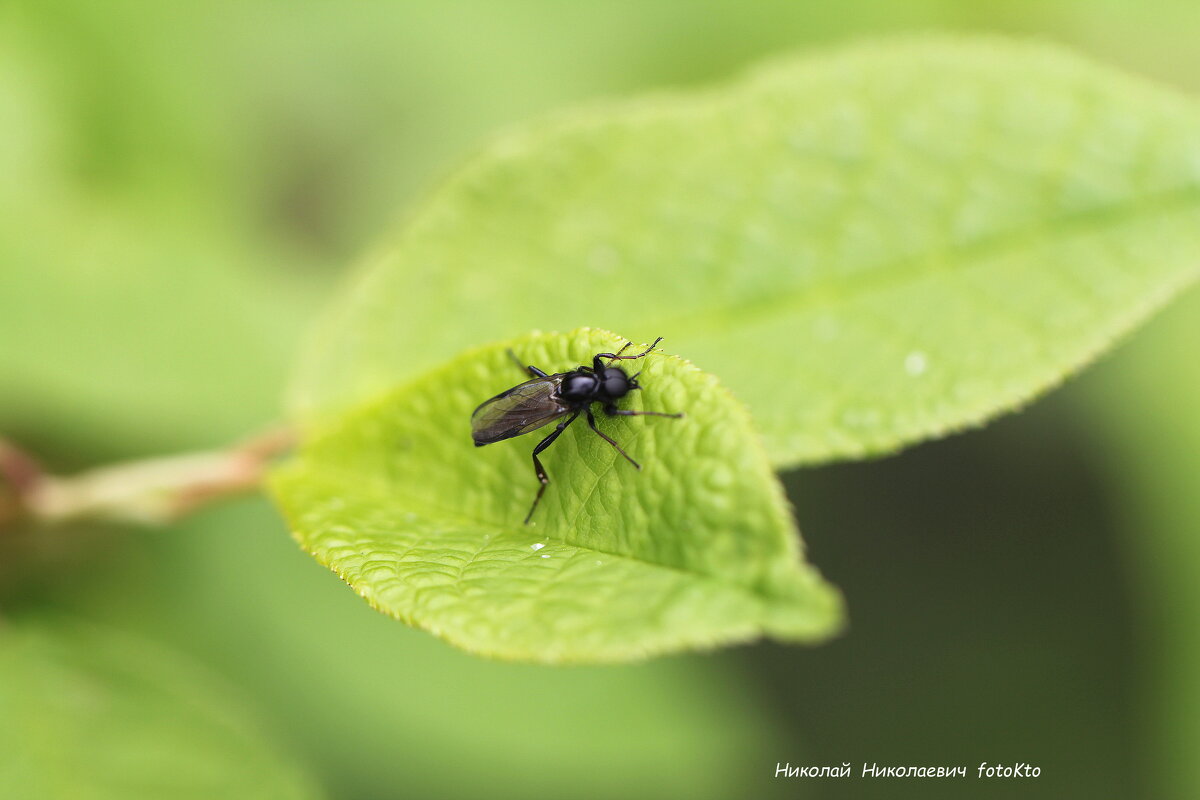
<box><xmin>560</xmin><ymin>372</ymin><xmax>600</xmax><ymax>402</ymax></box>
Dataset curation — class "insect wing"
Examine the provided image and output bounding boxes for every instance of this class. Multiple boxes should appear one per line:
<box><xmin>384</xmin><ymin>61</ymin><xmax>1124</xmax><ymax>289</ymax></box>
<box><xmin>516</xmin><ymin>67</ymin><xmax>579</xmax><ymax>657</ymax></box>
<box><xmin>471</xmin><ymin>376</ymin><xmax>569</xmax><ymax>445</ymax></box>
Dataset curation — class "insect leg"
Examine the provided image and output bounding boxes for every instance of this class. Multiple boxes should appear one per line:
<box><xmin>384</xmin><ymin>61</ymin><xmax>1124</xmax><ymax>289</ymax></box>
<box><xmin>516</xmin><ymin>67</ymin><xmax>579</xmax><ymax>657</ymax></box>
<box><xmin>585</xmin><ymin>407</ymin><xmax>640</xmax><ymax>470</ymax></box>
<box><xmin>605</xmin><ymin>406</ymin><xmax>684</xmax><ymax>419</ymax></box>
<box><xmin>507</xmin><ymin>348</ymin><xmax>548</xmax><ymax>378</ymax></box>
<box><xmin>593</xmin><ymin>342</ymin><xmax>631</xmax><ymax>371</ymax></box>
<box><xmin>525</xmin><ymin>411</ymin><xmax>580</xmax><ymax>524</ymax></box>
<box><xmin>596</xmin><ymin>337</ymin><xmax>664</xmax><ymax>369</ymax></box>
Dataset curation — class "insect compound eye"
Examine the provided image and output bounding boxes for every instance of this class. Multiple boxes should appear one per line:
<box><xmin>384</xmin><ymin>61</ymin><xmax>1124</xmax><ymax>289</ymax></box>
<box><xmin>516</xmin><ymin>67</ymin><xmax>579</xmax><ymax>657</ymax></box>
<box><xmin>601</xmin><ymin>367</ymin><xmax>630</xmax><ymax>399</ymax></box>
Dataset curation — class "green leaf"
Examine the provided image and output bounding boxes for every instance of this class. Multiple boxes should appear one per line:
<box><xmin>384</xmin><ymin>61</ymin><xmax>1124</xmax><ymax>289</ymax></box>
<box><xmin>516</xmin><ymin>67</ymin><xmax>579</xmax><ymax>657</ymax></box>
<box><xmin>64</xmin><ymin>500</ymin><xmax>836</xmax><ymax>799</ymax></box>
<box><xmin>0</xmin><ymin>619</ymin><xmax>319</xmax><ymax>800</ymax></box>
<box><xmin>290</xmin><ymin>36</ymin><xmax>1200</xmax><ymax>467</ymax></box>
<box><xmin>272</xmin><ymin>329</ymin><xmax>840</xmax><ymax>662</ymax></box>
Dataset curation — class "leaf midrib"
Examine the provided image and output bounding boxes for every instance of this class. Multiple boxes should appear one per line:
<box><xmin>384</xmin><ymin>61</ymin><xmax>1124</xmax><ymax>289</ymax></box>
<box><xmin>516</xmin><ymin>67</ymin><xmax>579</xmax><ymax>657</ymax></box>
<box><xmin>282</xmin><ymin>463</ymin><xmax>817</xmax><ymax>612</ymax></box>
<box><xmin>657</xmin><ymin>183</ymin><xmax>1200</xmax><ymax>339</ymax></box>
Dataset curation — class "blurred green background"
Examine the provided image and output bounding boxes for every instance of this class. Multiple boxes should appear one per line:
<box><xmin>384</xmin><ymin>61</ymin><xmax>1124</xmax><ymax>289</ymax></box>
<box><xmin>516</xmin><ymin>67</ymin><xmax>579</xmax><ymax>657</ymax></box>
<box><xmin>2</xmin><ymin>1</ymin><xmax>1199</xmax><ymax>798</ymax></box>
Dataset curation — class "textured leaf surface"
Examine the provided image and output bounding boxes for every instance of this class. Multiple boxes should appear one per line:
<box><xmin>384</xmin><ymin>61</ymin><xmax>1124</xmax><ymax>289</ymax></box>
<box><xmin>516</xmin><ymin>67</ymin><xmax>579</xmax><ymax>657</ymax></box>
<box><xmin>0</xmin><ymin>620</ymin><xmax>318</xmax><ymax>800</ymax></box>
<box><xmin>272</xmin><ymin>329</ymin><xmax>840</xmax><ymax>662</ymax></box>
<box><xmin>291</xmin><ymin>36</ymin><xmax>1200</xmax><ymax>467</ymax></box>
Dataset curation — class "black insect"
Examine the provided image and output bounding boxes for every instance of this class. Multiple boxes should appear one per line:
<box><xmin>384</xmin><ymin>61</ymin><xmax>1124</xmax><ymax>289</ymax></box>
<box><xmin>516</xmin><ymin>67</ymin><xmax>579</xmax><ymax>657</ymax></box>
<box><xmin>471</xmin><ymin>337</ymin><xmax>683</xmax><ymax>524</ymax></box>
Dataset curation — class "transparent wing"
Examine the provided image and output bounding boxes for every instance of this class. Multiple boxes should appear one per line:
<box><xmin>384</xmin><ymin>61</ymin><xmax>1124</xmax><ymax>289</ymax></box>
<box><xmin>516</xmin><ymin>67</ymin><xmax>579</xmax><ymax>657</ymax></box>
<box><xmin>471</xmin><ymin>376</ymin><xmax>569</xmax><ymax>445</ymax></box>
